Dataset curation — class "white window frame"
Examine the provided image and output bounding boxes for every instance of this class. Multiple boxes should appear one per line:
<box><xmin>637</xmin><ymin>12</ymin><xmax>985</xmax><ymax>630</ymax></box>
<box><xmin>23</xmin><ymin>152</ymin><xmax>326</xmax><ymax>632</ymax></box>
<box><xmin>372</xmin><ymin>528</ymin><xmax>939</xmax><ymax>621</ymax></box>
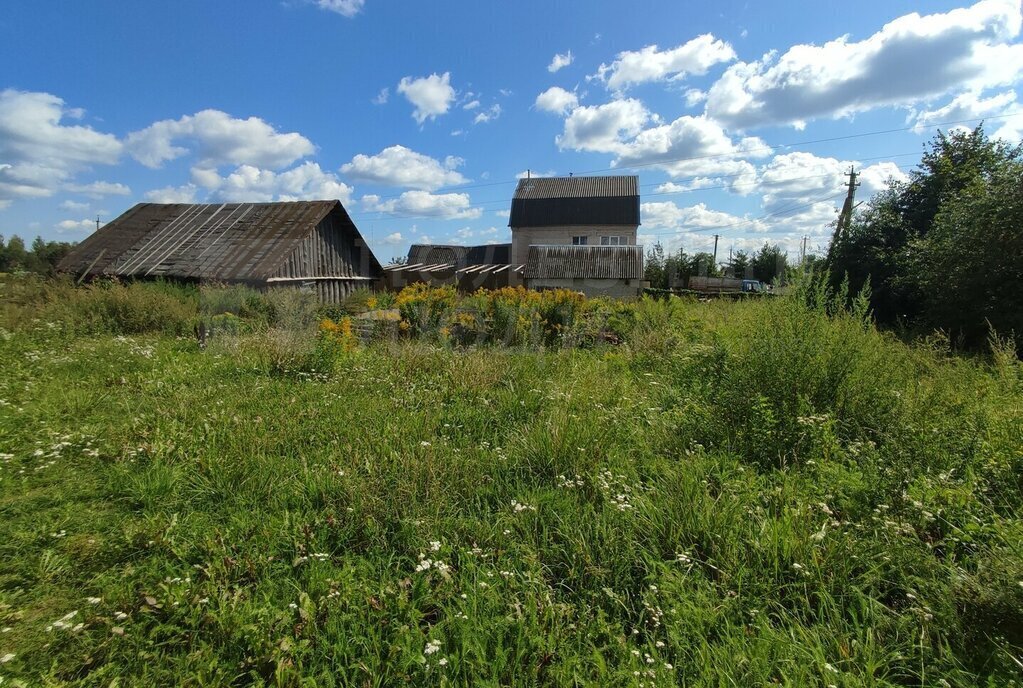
<box><xmin>600</xmin><ymin>235</ymin><xmax>626</xmax><ymax>246</ymax></box>
<box><xmin>572</xmin><ymin>235</ymin><xmax>588</xmax><ymax>245</ymax></box>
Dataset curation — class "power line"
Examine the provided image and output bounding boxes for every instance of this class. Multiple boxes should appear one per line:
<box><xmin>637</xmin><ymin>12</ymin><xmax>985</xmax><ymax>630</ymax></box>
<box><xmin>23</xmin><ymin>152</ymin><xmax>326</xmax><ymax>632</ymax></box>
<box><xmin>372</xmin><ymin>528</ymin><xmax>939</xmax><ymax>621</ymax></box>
<box><xmin>350</xmin><ymin>161</ymin><xmax>916</xmax><ymax>224</ymax></box>
<box><xmin>351</xmin><ymin>111</ymin><xmax>1023</xmax><ymax>207</ymax></box>
<box><xmin>638</xmin><ymin>189</ymin><xmax>848</xmax><ymax>240</ymax></box>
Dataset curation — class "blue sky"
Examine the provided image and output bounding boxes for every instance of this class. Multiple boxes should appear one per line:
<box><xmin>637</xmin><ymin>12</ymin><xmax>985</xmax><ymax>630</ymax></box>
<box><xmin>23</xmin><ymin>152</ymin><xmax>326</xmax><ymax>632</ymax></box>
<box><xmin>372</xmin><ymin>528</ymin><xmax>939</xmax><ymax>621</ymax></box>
<box><xmin>3</xmin><ymin>0</ymin><xmax>1022</xmax><ymax>261</ymax></box>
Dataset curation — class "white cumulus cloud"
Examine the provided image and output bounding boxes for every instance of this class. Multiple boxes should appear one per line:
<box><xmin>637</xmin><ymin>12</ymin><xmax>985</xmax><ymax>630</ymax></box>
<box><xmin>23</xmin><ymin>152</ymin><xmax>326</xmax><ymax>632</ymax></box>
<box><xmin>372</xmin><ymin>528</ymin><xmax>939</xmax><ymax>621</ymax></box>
<box><xmin>341</xmin><ymin>145</ymin><xmax>467</xmax><ymax>190</ymax></box>
<box><xmin>144</xmin><ymin>184</ymin><xmax>199</xmax><ymax>204</ymax></box>
<box><xmin>557</xmin><ymin>104</ymin><xmax>763</xmax><ymax>193</ymax></box>
<box><xmin>126</xmin><ymin>109</ymin><xmax>315</xmax><ymax>169</ymax></box>
<box><xmin>757</xmin><ymin>152</ymin><xmax>906</xmax><ymax>213</ymax></box>
<box><xmin>642</xmin><ymin>201</ymin><xmax>766</xmax><ymax>232</ymax></box>
<box><xmin>548</xmin><ymin>50</ymin><xmax>574</xmax><ymax>73</ymax></box>
<box><xmin>556</xmin><ymin>98</ymin><xmax>651</xmax><ymax>154</ymax></box>
<box><xmin>188</xmin><ymin>162</ymin><xmax>353</xmax><ymax>203</ymax></box>
<box><xmin>315</xmin><ymin>0</ymin><xmax>365</xmax><ymax>17</ymax></box>
<box><xmin>535</xmin><ymin>87</ymin><xmax>579</xmax><ymax>115</ymax></box>
<box><xmin>362</xmin><ymin>190</ymin><xmax>481</xmax><ymax>219</ymax></box>
<box><xmin>473</xmin><ymin>104</ymin><xmax>501</xmax><ymax>124</ymax></box>
<box><xmin>397</xmin><ymin>72</ymin><xmax>456</xmax><ymax>124</ymax></box>
<box><xmin>56</xmin><ymin>218</ymin><xmax>100</xmax><ymax>233</ymax></box>
<box><xmin>59</xmin><ymin>199</ymin><xmax>90</xmax><ymax>212</ymax></box>
<box><xmin>594</xmin><ymin>34</ymin><xmax>736</xmax><ymax>91</ymax></box>
<box><xmin>0</xmin><ymin>89</ymin><xmax>122</xmax><ymax>205</ymax></box>
<box><xmin>911</xmin><ymin>89</ymin><xmax>1023</xmax><ymax>141</ymax></box>
<box><xmin>705</xmin><ymin>0</ymin><xmax>1023</xmax><ymax>129</ymax></box>
<box><xmin>614</xmin><ymin>115</ymin><xmax>767</xmax><ymax>187</ymax></box>
<box><xmin>65</xmin><ymin>181</ymin><xmax>131</xmax><ymax>198</ymax></box>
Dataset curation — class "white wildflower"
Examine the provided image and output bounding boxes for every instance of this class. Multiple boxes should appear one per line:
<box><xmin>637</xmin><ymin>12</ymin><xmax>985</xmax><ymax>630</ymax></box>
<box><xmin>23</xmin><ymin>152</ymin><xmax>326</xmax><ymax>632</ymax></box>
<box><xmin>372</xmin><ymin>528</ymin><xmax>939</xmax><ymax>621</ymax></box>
<box><xmin>424</xmin><ymin>639</ymin><xmax>442</xmax><ymax>655</ymax></box>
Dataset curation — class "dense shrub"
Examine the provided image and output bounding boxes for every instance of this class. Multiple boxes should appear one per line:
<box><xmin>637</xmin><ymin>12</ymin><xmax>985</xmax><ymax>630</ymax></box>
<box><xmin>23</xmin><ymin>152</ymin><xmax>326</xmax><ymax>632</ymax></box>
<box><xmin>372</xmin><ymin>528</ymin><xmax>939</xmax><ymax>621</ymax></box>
<box><xmin>388</xmin><ymin>284</ymin><xmax>635</xmax><ymax>348</ymax></box>
<box><xmin>0</xmin><ymin>274</ymin><xmax>197</xmax><ymax>335</ymax></box>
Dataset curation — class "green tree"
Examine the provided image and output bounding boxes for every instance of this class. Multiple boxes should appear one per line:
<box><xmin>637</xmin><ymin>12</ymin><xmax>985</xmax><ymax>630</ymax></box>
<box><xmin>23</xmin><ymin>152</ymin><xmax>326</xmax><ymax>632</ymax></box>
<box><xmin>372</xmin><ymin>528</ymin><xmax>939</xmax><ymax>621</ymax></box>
<box><xmin>689</xmin><ymin>251</ymin><xmax>719</xmax><ymax>278</ymax></box>
<box><xmin>29</xmin><ymin>236</ymin><xmax>75</xmax><ymax>275</ymax></box>
<box><xmin>911</xmin><ymin>160</ymin><xmax>1023</xmax><ymax>347</ymax></box>
<box><xmin>727</xmin><ymin>250</ymin><xmax>750</xmax><ymax>278</ymax></box>
<box><xmin>644</xmin><ymin>241</ymin><xmax>667</xmax><ymax>289</ymax></box>
<box><xmin>751</xmin><ymin>243</ymin><xmax>787</xmax><ymax>283</ymax></box>
<box><xmin>0</xmin><ymin>234</ymin><xmax>76</xmax><ymax>274</ymax></box>
<box><xmin>4</xmin><ymin>235</ymin><xmax>27</xmax><ymax>270</ymax></box>
<box><xmin>829</xmin><ymin>125</ymin><xmax>1023</xmax><ymax>344</ymax></box>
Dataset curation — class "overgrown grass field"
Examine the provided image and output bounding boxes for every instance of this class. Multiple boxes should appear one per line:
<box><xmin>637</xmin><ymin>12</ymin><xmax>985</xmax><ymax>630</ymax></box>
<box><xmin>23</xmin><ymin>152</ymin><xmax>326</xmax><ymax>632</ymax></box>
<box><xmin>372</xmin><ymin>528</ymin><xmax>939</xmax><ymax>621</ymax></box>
<box><xmin>0</xmin><ymin>276</ymin><xmax>1021</xmax><ymax>686</ymax></box>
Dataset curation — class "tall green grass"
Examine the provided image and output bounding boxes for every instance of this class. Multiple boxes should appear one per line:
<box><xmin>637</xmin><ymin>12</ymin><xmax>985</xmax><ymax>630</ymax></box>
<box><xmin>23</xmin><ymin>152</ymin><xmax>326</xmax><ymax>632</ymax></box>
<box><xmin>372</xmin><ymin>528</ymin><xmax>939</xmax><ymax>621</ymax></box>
<box><xmin>0</xmin><ymin>276</ymin><xmax>1020</xmax><ymax>685</ymax></box>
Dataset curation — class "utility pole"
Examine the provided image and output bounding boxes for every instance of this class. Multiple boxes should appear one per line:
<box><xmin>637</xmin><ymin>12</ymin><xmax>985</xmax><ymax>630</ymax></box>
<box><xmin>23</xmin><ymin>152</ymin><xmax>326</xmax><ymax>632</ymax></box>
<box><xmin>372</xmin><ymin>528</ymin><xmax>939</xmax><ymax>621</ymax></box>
<box><xmin>712</xmin><ymin>234</ymin><xmax>720</xmax><ymax>269</ymax></box>
<box><xmin>837</xmin><ymin>167</ymin><xmax>859</xmax><ymax>240</ymax></box>
<box><xmin>801</xmin><ymin>235</ymin><xmax>808</xmax><ymax>264</ymax></box>
<box><xmin>828</xmin><ymin>167</ymin><xmax>859</xmax><ymax>260</ymax></box>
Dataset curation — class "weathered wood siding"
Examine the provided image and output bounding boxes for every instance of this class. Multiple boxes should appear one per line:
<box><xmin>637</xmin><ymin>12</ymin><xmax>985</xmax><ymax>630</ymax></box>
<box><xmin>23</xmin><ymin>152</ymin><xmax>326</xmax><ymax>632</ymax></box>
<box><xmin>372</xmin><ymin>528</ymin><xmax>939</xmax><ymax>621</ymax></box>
<box><xmin>273</xmin><ymin>210</ymin><xmax>372</xmax><ymax>279</ymax></box>
<box><xmin>269</xmin><ymin>209</ymin><xmax>382</xmax><ymax>302</ymax></box>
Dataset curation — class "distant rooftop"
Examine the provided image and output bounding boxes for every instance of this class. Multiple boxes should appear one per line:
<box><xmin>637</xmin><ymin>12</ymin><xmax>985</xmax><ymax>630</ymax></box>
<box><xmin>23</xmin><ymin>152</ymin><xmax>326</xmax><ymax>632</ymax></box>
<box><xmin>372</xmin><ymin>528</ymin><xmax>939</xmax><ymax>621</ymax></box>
<box><xmin>512</xmin><ymin>175</ymin><xmax>638</xmax><ymax>200</ymax></box>
<box><xmin>510</xmin><ymin>175</ymin><xmax>640</xmax><ymax>228</ymax></box>
<box><xmin>406</xmin><ymin>243</ymin><xmax>510</xmax><ymax>267</ymax></box>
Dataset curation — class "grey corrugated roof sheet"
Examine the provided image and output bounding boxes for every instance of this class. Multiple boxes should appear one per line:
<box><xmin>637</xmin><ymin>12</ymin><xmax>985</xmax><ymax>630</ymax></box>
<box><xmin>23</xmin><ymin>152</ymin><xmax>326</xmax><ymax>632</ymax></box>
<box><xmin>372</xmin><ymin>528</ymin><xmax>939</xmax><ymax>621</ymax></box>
<box><xmin>513</xmin><ymin>176</ymin><xmax>638</xmax><ymax>199</ymax></box>
<box><xmin>510</xmin><ymin>175</ymin><xmax>640</xmax><ymax>227</ymax></box>
<box><xmin>523</xmin><ymin>245</ymin><xmax>644</xmax><ymax>280</ymax></box>
<box><xmin>58</xmin><ymin>200</ymin><xmax>372</xmax><ymax>281</ymax></box>
<box><xmin>405</xmin><ymin>243</ymin><xmax>511</xmax><ymax>266</ymax></box>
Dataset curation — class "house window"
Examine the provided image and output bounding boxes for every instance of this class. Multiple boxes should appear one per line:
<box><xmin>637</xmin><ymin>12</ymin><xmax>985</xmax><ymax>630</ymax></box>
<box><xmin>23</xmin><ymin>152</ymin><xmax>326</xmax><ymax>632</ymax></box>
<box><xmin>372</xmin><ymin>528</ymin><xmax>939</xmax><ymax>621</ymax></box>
<box><xmin>600</xmin><ymin>236</ymin><xmax>626</xmax><ymax>246</ymax></box>
<box><xmin>572</xmin><ymin>235</ymin><xmax>588</xmax><ymax>245</ymax></box>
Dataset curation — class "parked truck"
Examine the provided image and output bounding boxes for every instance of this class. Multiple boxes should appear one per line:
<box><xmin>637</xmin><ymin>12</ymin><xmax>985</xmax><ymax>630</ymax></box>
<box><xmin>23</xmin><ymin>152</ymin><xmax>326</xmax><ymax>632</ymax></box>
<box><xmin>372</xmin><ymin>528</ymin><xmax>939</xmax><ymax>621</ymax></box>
<box><xmin>687</xmin><ymin>276</ymin><xmax>766</xmax><ymax>293</ymax></box>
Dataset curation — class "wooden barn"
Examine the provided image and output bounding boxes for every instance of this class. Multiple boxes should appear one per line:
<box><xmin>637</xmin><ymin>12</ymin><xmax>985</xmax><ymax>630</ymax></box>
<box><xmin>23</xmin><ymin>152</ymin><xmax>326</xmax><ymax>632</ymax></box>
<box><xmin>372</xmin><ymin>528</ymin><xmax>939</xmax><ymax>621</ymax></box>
<box><xmin>58</xmin><ymin>200</ymin><xmax>382</xmax><ymax>302</ymax></box>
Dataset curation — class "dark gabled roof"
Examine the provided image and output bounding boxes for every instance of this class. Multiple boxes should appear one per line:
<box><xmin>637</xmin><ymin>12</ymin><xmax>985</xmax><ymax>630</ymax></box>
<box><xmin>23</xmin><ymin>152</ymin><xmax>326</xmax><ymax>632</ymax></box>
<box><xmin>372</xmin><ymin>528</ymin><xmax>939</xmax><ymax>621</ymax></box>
<box><xmin>523</xmin><ymin>245</ymin><xmax>644</xmax><ymax>280</ymax></box>
<box><xmin>58</xmin><ymin>201</ymin><xmax>367</xmax><ymax>281</ymax></box>
<box><xmin>513</xmin><ymin>175</ymin><xmax>638</xmax><ymax>199</ymax></box>
<box><xmin>510</xmin><ymin>175</ymin><xmax>640</xmax><ymax>228</ymax></box>
<box><xmin>406</xmin><ymin>243</ymin><xmax>511</xmax><ymax>267</ymax></box>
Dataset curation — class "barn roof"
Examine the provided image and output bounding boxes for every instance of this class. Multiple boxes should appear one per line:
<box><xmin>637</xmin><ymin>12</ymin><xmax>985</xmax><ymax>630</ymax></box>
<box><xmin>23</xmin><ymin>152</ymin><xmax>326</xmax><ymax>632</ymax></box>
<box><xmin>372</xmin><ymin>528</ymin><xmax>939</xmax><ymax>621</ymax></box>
<box><xmin>523</xmin><ymin>245</ymin><xmax>644</xmax><ymax>280</ymax></box>
<box><xmin>510</xmin><ymin>175</ymin><xmax>640</xmax><ymax>228</ymax></box>
<box><xmin>58</xmin><ymin>201</ymin><xmax>368</xmax><ymax>281</ymax></box>
<box><xmin>405</xmin><ymin>243</ymin><xmax>511</xmax><ymax>267</ymax></box>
